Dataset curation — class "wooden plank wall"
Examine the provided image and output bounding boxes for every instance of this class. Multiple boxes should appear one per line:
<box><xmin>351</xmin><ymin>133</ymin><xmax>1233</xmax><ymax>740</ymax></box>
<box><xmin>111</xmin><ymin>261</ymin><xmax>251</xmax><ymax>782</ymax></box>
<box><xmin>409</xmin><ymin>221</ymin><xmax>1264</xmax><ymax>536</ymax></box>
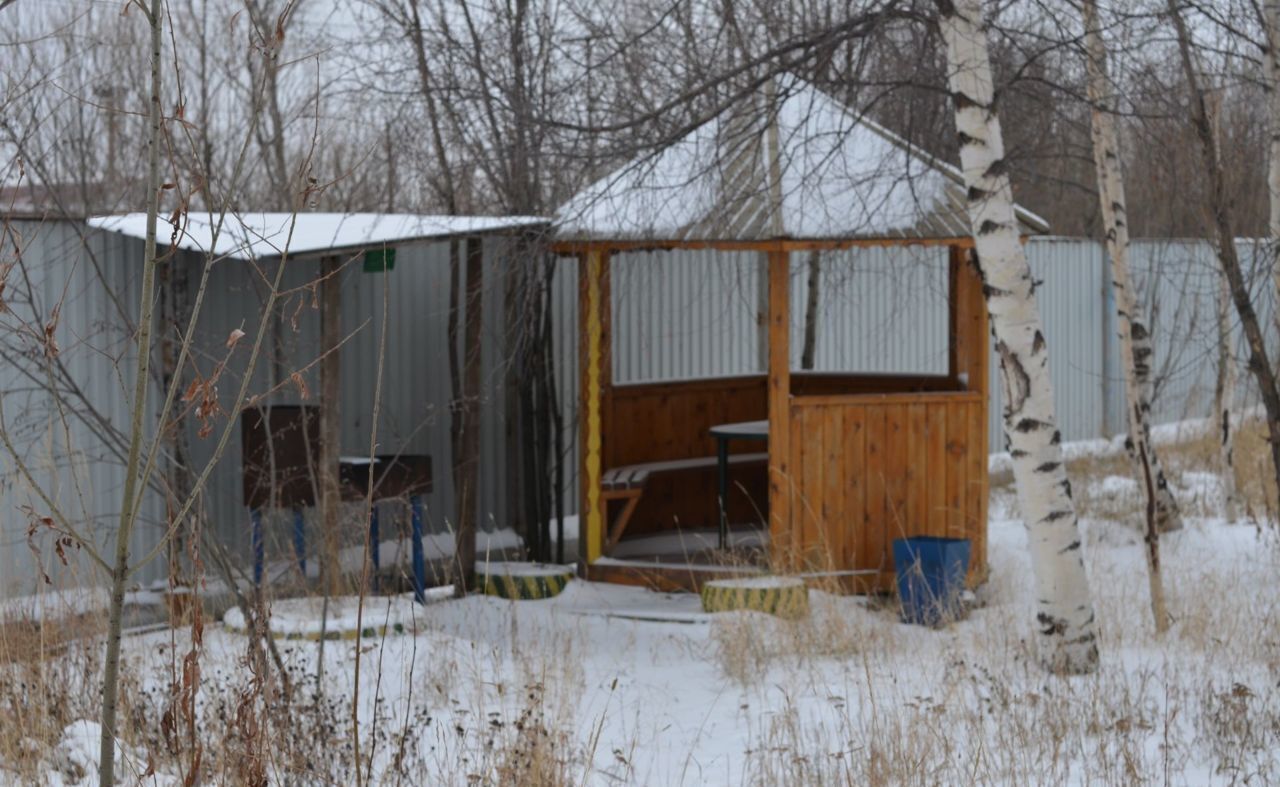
<box><xmin>785</xmin><ymin>392</ymin><xmax>986</xmax><ymax>589</ymax></box>
<box><xmin>604</xmin><ymin>375</ymin><xmax>769</xmax><ymax>535</ymax></box>
<box><xmin>605</xmin><ymin>376</ymin><xmax>767</xmax><ymax>466</ymax></box>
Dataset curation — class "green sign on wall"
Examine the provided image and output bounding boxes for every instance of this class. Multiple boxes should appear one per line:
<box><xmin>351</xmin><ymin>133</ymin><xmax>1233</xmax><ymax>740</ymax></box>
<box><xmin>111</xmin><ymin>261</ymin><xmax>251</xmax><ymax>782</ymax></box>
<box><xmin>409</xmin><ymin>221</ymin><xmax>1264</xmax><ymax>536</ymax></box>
<box><xmin>364</xmin><ymin>248</ymin><xmax>396</xmax><ymax>272</ymax></box>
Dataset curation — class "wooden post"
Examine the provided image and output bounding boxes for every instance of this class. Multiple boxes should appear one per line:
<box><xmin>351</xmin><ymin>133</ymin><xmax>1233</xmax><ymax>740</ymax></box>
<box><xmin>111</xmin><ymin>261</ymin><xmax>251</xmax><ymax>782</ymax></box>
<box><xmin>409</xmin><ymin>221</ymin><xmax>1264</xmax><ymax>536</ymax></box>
<box><xmin>950</xmin><ymin>244</ymin><xmax>990</xmax><ymax>581</ymax></box>
<box><xmin>320</xmin><ymin>254</ymin><xmax>343</xmax><ymax>595</ymax></box>
<box><xmin>949</xmin><ymin>244</ymin><xmax>988</xmax><ymax>394</ymax></box>
<box><xmin>767</xmin><ymin>249</ymin><xmax>792</xmax><ymax>569</ymax></box>
<box><xmin>456</xmin><ymin>237</ymin><xmax>483</xmax><ymax>591</ymax></box>
<box><xmin>580</xmin><ymin>248</ymin><xmax>609</xmax><ymax>566</ymax></box>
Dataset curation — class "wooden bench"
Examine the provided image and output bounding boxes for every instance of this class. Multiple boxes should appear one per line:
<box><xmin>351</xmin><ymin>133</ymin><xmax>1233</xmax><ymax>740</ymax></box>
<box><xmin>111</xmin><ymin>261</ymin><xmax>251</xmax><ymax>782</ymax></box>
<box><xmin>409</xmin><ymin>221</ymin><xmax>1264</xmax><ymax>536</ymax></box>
<box><xmin>600</xmin><ymin>452</ymin><xmax>768</xmax><ymax>551</ymax></box>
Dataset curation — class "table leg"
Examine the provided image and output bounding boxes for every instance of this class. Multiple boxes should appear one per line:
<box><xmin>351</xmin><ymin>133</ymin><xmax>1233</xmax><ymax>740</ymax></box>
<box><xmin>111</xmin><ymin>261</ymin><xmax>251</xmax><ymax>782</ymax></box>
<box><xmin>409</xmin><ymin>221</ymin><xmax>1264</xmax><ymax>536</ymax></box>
<box><xmin>292</xmin><ymin>508</ymin><xmax>306</xmax><ymax>577</ymax></box>
<box><xmin>717</xmin><ymin>437</ymin><xmax>729</xmax><ymax>551</ymax></box>
<box><xmin>251</xmin><ymin>508</ymin><xmax>264</xmax><ymax>586</ymax></box>
<box><xmin>410</xmin><ymin>495</ymin><xmax>426</xmax><ymax>604</ymax></box>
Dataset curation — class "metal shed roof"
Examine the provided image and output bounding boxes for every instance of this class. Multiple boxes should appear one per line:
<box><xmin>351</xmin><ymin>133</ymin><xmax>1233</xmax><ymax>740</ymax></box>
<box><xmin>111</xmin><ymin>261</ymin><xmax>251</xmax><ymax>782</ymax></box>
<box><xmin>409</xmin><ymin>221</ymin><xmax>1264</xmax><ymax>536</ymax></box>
<box><xmin>87</xmin><ymin>212</ymin><xmax>550</xmax><ymax>260</ymax></box>
<box><xmin>554</xmin><ymin>75</ymin><xmax>1048</xmax><ymax>242</ymax></box>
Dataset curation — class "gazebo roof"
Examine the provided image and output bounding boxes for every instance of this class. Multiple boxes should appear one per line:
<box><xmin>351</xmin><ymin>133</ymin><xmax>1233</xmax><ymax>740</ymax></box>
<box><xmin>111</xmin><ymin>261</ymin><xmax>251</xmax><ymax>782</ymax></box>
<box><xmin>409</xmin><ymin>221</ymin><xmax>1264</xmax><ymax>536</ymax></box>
<box><xmin>554</xmin><ymin>76</ymin><xmax>1048</xmax><ymax>243</ymax></box>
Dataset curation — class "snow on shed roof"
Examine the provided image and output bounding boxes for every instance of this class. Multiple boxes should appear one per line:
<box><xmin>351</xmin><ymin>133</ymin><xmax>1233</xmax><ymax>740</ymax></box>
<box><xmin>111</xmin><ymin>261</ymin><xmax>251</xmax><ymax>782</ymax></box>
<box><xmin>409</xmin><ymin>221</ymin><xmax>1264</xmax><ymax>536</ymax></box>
<box><xmin>87</xmin><ymin>212</ymin><xmax>550</xmax><ymax>260</ymax></box>
<box><xmin>554</xmin><ymin>76</ymin><xmax>1049</xmax><ymax>242</ymax></box>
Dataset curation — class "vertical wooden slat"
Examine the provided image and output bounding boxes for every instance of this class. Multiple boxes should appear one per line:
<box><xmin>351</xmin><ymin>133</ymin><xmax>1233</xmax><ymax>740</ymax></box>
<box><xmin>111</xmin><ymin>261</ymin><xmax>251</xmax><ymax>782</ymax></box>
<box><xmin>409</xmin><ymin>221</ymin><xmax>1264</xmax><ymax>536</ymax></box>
<box><xmin>863</xmin><ymin>406</ymin><xmax>887</xmax><ymax>577</ymax></box>
<box><xmin>767</xmin><ymin>250</ymin><xmax>792</xmax><ymax>570</ymax></box>
<box><xmin>945</xmin><ymin>402</ymin><xmax>967</xmax><ymax>539</ymax></box>
<box><xmin>786</xmin><ymin>404</ymin><xmax>800</xmax><ymax>563</ymax></box>
<box><xmin>844</xmin><ymin>405</ymin><xmax>866</xmax><ymax>573</ymax></box>
<box><xmin>822</xmin><ymin>407</ymin><xmax>845</xmax><ymax>576</ymax></box>
<box><xmin>968</xmin><ymin>398</ymin><xmax>988</xmax><ymax>583</ymax></box>
<box><xmin>883</xmin><ymin>404</ymin><xmax>908</xmax><ymax>580</ymax></box>
<box><xmin>927</xmin><ymin>403</ymin><xmax>948</xmax><ymax>537</ymax></box>
<box><xmin>803</xmin><ymin>406</ymin><xmax>824</xmax><ymax>565</ymax></box>
<box><xmin>905</xmin><ymin>403</ymin><xmax>926</xmax><ymax>538</ymax></box>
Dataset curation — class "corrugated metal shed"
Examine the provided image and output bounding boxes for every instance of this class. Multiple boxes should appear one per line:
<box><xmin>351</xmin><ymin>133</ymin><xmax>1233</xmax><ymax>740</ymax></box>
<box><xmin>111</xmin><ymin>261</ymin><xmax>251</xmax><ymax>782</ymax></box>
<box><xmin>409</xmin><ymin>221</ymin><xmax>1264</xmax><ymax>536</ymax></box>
<box><xmin>0</xmin><ymin>217</ymin><xmax>534</xmax><ymax>598</ymax></box>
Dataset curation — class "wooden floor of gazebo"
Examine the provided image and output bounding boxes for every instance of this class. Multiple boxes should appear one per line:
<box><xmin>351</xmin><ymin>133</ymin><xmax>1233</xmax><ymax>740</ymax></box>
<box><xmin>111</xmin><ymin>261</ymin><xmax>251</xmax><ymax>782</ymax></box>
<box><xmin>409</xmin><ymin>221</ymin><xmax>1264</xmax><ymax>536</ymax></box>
<box><xmin>584</xmin><ymin>526</ymin><xmax>892</xmax><ymax>593</ymax></box>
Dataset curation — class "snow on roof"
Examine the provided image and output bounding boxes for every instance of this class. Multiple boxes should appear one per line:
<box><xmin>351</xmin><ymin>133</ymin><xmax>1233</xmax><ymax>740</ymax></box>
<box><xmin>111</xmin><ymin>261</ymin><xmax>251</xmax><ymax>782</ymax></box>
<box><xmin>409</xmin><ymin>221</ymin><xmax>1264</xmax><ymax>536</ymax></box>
<box><xmin>87</xmin><ymin>212</ymin><xmax>550</xmax><ymax>260</ymax></box>
<box><xmin>554</xmin><ymin>75</ymin><xmax>1049</xmax><ymax>242</ymax></box>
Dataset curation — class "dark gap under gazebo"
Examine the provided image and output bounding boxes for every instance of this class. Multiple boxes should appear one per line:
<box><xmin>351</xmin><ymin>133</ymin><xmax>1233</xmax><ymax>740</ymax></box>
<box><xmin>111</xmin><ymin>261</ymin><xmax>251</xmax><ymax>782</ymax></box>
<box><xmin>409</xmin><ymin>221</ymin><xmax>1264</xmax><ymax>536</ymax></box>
<box><xmin>551</xmin><ymin>76</ymin><xmax>1046</xmax><ymax>593</ymax></box>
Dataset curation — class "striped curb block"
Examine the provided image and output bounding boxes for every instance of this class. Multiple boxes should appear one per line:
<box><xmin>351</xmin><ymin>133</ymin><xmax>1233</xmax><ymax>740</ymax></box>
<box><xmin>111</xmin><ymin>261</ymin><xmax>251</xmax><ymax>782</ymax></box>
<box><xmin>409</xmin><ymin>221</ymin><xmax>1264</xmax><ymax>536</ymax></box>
<box><xmin>477</xmin><ymin>563</ymin><xmax>575</xmax><ymax>600</ymax></box>
<box><xmin>701</xmin><ymin>577</ymin><xmax>809</xmax><ymax>619</ymax></box>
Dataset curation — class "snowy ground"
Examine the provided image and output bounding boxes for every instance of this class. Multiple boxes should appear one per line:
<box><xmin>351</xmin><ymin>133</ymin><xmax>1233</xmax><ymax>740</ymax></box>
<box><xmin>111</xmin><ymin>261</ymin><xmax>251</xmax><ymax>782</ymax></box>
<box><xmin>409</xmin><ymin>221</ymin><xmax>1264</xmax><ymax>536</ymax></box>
<box><xmin>6</xmin><ymin>438</ymin><xmax>1280</xmax><ymax>784</ymax></box>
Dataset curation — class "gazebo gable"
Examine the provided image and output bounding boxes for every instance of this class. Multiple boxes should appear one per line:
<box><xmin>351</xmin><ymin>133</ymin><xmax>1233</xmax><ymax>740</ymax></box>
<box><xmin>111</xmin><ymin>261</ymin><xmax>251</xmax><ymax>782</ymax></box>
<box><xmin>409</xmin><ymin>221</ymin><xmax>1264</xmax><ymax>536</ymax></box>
<box><xmin>554</xmin><ymin>74</ymin><xmax>1048</xmax><ymax>243</ymax></box>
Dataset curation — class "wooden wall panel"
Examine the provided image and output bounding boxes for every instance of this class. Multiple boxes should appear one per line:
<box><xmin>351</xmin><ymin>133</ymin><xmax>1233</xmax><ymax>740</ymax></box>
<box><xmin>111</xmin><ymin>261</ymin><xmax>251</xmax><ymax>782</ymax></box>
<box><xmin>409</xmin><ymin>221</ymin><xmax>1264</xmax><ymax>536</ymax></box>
<box><xmin>843</xmin><ymin>408</ymin><xmax>866</xmax><ymax>572</ymax></box>
<box><xmin>862</xmin><ymin>406</ymin><xmax>887</xmax><ymax>583</ymax></box>
<box><xmin>927</xmin><ymin>404</ymin><xmax>948</xmax><ymax>537</ymax></box>
<box><xmin>822</xmin><ymin>408</ymin><xmax>845</xmax><ymax>573</ymax></box>
<box><xmin>784</xmin><ymin>392</ymin><xmax>988</xmax><ymax>588</ymax></box>
<box><xmin>605</xmin><ymin>376</ymin><xmax>768</xmax><ymax>467</ymax></box>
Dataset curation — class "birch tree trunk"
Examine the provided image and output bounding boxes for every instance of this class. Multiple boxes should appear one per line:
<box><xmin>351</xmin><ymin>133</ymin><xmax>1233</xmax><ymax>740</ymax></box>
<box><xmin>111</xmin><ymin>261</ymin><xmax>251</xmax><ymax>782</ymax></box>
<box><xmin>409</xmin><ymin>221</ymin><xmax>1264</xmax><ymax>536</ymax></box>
<box><xmin>1082</xmin><ymin>0</ymin><xmax>1170</xmax><ymax>633</ymax></box>
<box><xmin>1168</xmin><ymin>0</ymin><xmax>1280</xmax><ymax>510</ymax></box>
<box><xmin>939</xmin><ymin>0</ymin><xmax>1099</xmax><ymax>673</ymax></box>
<box><xmin>1083</xmin><ymin>0</ymin><xmax>1181</xmax><ymax>536</ymax></box>
<box><xmin>1264</xmin><ymin>0</ymin><xmax>1280</xmax><ymax>337</ymax></box>
<box><xmin>1214</xmin><ymin>272</ymin><xmax>1241</xmax><ymax>517</ymax></box>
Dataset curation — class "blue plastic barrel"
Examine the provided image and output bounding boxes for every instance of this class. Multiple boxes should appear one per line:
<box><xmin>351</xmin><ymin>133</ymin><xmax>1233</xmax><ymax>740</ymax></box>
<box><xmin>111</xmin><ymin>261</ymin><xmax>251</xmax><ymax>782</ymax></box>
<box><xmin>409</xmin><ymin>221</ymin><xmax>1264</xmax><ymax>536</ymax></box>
<box><xmin>892</xmin><ymin>536</ymin><xmax>971</xmax><ymax>626</ymax></box>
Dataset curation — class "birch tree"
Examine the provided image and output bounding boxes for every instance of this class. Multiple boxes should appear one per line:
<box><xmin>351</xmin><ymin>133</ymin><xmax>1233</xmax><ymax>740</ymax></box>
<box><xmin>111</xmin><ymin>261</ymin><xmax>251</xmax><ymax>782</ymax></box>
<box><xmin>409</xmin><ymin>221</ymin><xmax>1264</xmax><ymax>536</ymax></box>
<box><xmin>1264</xmin><ymin>1</ymin><xmax>1280</xmax><ymax>335</ymax></box>
<box><xmin>938</xmin><ymin>0</ymin><xmax>1099</xmax><ymax>673</ymax></box>
<box><xmin>1214</xmin><ymin>272</ymin><xmax>1241</xmax><ymax>516</ymax></box>
<box><xmin>1167</xmin><ymin>0</ymin><xmax>1280</xmax><ymax>506</ymax></box>
<box><xmin>1082</xmin><ymin>0</ymin><xmax>1181</xmax><ymax>538</ymax></box>
<box><xmin>1081</xmin><ymin>0</ymin><xmax>1170</xmax><ymax>630</ymax></box>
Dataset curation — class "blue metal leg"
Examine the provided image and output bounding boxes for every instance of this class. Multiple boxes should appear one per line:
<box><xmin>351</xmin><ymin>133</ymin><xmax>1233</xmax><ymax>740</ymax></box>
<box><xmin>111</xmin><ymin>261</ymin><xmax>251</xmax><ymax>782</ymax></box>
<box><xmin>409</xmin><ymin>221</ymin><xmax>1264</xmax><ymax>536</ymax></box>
<box><xmin>410</xmin><ymin>496</ymin><xmax>426</xmax><ymax>603</ymax></box>
<box><xmin>292</xmin><ymin>508</ymin><xmax>306</xmax><ymax>577</ymax></box>
<box><xmin>251</xmin><ymin>508</ymin><xmax>264</xmax><ymax>585</ymax></box>
<box><xmin>369</xmin><ymin>503</ymin><xmax>381</xmax><ymax>591</ymax></box>
<box><xmin>717</xmin><ymin>437</ymin><xmax>730</xmax><ymax>551</ymax></box>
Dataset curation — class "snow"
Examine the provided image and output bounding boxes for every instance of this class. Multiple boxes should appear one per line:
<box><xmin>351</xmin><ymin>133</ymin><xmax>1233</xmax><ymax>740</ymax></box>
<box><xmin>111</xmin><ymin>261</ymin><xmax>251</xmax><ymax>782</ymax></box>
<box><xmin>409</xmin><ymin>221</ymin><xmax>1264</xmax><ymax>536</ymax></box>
<box><xmin>702</xmin><ymin>576</ymin><xmax>803</xmax><ymax>590</ymax></box>
<box><xmin>11</xmin><ymin>429</ymin><xmax>1280</xmax><ymax>784</ymax></box>
<box><xmin>554</xmin><ymin>74</ymin><xmax>1048</xmax><ymax>241</ymax></box>
<box><xmin>86</xmin><ymin>212</ymin><xmax>548</xmax><ymax>261</ymax></box>
<box><xmin>41</xmin><ymin>720</ymin><xmax>173</xmax><ymax>787</ymax></box>
<box><xmin>222</xmin><ymin>593</ymin><xmax>429</xmax><ymax>638</ymax></box>
<box><xmin>0</xmin><ymin>586</ymin><xmax>107</xmax><ymax>624</ymax></box>
<box><xmin>475</xmin><ymin>561</ymin><xmax>574</xmax><ymax>578</ymax></box>
<box><xmin>988</xmin><ymin>412</ymin><xmax>1224</xmax><ymax>476</ymax></box>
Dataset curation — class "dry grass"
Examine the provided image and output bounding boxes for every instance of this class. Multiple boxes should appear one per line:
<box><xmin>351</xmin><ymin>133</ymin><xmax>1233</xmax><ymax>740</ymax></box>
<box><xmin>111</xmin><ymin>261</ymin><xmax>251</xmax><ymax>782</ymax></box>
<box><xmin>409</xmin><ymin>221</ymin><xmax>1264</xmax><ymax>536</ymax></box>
<box><xmin>3</xmin><ymin>419</ymin><xmax>1280</xmax><ymax>785</ymax></box>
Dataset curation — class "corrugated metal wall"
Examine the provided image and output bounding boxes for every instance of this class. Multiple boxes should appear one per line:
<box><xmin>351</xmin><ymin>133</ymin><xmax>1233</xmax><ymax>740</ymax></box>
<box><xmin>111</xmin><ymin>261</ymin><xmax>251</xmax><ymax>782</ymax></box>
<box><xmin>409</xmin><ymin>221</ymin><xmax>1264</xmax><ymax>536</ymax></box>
<box><xmin>0</xmin><ymin>222</ymin><xmax>519</xmax><ymax>598</ymax></box>
<box><xmin>183</xmin><ymin>236</ymin><xmax>520</xmax><ymax>570</ymax></box>
<box><xmin>1</xmin><ymin>226</ymin><xmax>1270</xmax><ymax>599</ymax></box>
<box><xmin>0</xmin><ymin>220</ymin><xmax>167</xmax><ymax>597</ymax></box>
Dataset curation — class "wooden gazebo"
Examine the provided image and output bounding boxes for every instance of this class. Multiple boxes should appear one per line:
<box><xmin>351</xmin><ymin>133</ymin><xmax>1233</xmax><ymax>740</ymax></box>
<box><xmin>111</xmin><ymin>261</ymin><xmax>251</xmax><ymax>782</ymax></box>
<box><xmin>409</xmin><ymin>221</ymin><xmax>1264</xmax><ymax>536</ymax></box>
<box><xmin>551</xmin><ymin>77</ymin><xmax>1047</xmax><ymax>592</ymax></box>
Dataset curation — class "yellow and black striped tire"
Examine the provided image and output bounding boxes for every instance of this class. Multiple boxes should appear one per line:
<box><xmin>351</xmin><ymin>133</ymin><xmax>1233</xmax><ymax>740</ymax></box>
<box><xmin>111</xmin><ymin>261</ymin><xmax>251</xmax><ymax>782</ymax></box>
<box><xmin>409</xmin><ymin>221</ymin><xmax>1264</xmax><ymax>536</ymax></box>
<box><xmin>477</xmin><ymin>563</ymin><xmax>574</xmax><ymax>600</ymax></box>
<box><xmin>701</xmin><ymin>578</ymin><xmax>809</xmax><ymax>619</ymax></box>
